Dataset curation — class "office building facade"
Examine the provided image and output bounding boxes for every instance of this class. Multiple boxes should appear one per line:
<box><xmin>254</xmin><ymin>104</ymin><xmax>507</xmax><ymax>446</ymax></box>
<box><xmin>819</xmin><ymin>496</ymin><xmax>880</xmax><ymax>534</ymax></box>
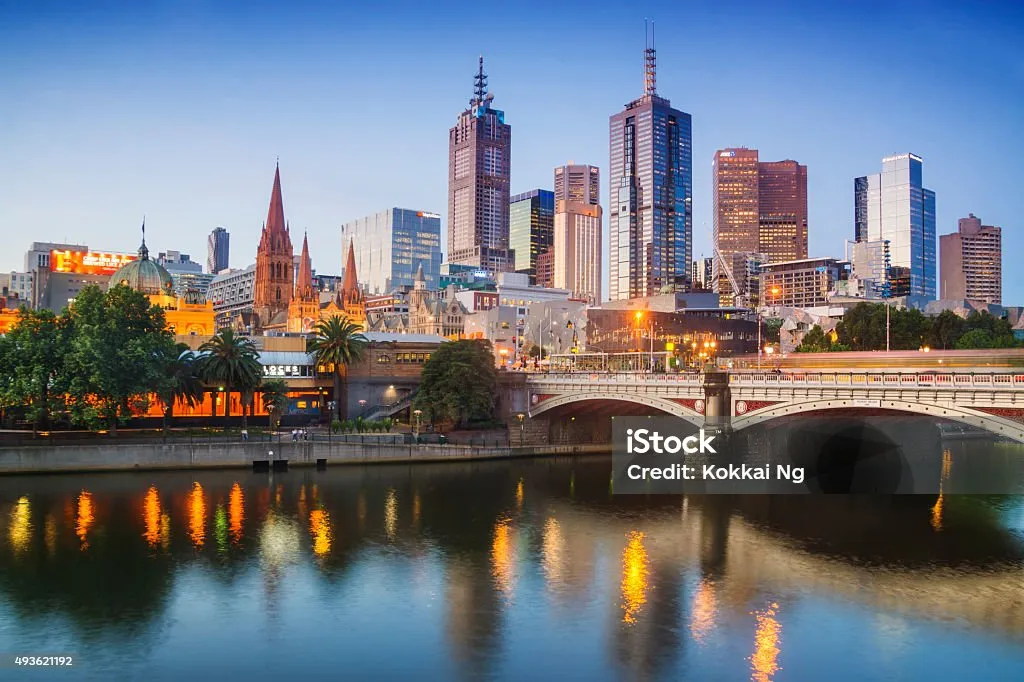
<box><xmin>447</xmin><ymin>57</ymin><xmax>513</xmax><ymax>274</ymax></box>
<box><xmin>690</xmin><ymin>257</ymin><xmax>714</xmax><ymax>291</ymax></box>
<box><xmin>759</xmin><ymin>257</ymin><xmax>850</xmax><ymax>309</ymax></box>
<box><xmin>609</xmin><ymin>40</ymin><xmax>692</xmax><ymax>300</ymax></box>
<box><xmin>555</xmin><ymin>162</ymin><xmax>600</xmax><ymax>204</ymax></box>
<box><xmin>509</xmin><ymin>190</ymin><xmax>554</xmax><ymax>282</ymax></box>
<box><xmin>207</xmin><ymin>227</ymin><xmax>229</xmax><ymax>275</ymax></box>
<box><xmin>340</xmin><ymin>208</ymin><xmax>442</xmax><ymax>294</ymax></box>
<box><xmin>713</xmin><ymin>148</ymin><xmax>807</xmax><ymax>301</ymax></box>
<box><xmin>940</xmin><ymin>213</ymin><xmax>1002</xmax><ymax>304</ymax></box>
<box><xmin>553</xmin><ymin>199</ymin><xmax>602</xmax><ymax>304</ymax></box>
<box><xmin>854</xmin><ymin>153</ymin><xmax>936</xmax><ymax>298</ymax></box>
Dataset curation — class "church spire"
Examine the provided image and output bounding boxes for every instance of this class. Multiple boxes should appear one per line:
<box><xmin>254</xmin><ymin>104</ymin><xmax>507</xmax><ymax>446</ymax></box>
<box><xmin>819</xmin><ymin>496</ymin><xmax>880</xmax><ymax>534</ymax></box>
<box><xmin>294</xmin><ymin>231</ymin><xmax>314</xmax><ymax>300</ymax></box>
<box><xmin>138</xmin><ymin>216</ymin><xmax>149</xmax><ymax>260</ymax></box>
<box><xmin>265</xmin><ymin>162</ymin><xmax>286</xmax><ymax>237</ymax></box>
<box><xmin>342</xmin><ymin>238</ymin><xmax>359</xmax><ymax>296</ymax></box>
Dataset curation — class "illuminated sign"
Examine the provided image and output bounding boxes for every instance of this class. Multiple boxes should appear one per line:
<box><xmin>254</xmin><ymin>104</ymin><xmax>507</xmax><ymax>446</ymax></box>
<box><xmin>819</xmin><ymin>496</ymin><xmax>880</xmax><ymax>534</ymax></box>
<box><xmin>50</xmin><ymin>250</ymin><xmax>136</xmax><ymax>276</ymax></box>
<box><xmin>417</xmin><ymin>211</ymin><xmax>441</xmax><ymax>219</ymax></box>
<box><xmin>263</xmin><ymin>364</ymin><xmax>307</xmax><ymax>377</ymax></box>
<box><xmin>720</xmin><ymin>151</ymin><xmax>735</xmax><ymax>158</ymax></box>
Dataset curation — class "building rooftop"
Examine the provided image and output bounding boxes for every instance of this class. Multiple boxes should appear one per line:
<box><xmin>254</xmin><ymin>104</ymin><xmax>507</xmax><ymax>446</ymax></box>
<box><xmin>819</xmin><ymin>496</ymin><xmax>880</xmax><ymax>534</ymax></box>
<box><xmin>362</xmin><ymin>332</ymin><xmax>448</xmax><ymax>344</ymax></box>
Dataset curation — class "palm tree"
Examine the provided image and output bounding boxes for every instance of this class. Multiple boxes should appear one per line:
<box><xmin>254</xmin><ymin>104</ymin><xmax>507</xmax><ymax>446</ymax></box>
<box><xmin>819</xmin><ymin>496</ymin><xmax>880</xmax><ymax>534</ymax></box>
<box><xmin>260</xmin><ymin>378</ymin><xmax>289</xmax><ymax>431</ymax></box>
<box><xmin>155</xmin><ymin>343</ymin><xmax>205</xmax><ymax>435</ymax></box>
<box><xmin>197</xmin><ymin>329</ymin><xmax>262</xmax><ymax>429</ymax></box>
<box><xmin>307</xmin><ymin>315</ymin><xmax>368</xmax><ymax>421</ymax></box>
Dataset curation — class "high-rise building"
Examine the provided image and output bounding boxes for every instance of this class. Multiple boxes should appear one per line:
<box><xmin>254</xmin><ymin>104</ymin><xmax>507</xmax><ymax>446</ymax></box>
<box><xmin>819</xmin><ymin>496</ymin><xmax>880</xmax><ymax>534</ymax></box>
<box><xmin>713</xmin><ymin>148</ymin><xmax>807</xmax><ymax>302</ymax></box>
<box><xmin>759</xmin><ymin>257</ymin><xmax>850</xmax><ymax>309</ymax></box>
<box><xmin>157</xmin><ymin>250</ymin><xmax>215</xmax><ymax>298</ymax></box>
<box><xmin>690</xmin><ymin>257</ymin><xmax>714</xmax><ymax>291</ymax></box>
<box><xmin>609</xmin><ymin>33</ymin><xmax>692</xmax><ymax>300</ymax></box>
<box><xmin>252</xmin><ymin>163</ymin><xmax>295</xmax><ymax>329</ymax></box>
<box><xmin>555</xmin><ymin>162</ymin><xmax>600</xmax><ymax>205</ymax></box>
<box><xmin>509</xmin><ymin>190</ymin><xmax>554</xmax><ymax>282</ymax></box>
<box><xmin>340</xmin><ymin>208</ymin><xmax>443</xmax><ymax>294</ymax></box>
<box><xmin>758</xmin><ymin>160</ymin><xmax>808</xmax><ymax>263</ymax></box>
<box><xmin>535</xmin><ymin>250</ymin><xmax>554</xmax><ymax>289</ymax></box>
<box><xmin>447</xmin><ymin>57</ymin><xmax>513</xmax><ymax>274</ymax></box>
<box><xmin>207</xmin><ymin>227</ymin><xmax>229</xmax><ymax>275</ymax></box>
<box><xmin>854</xmin><ymin>153</ymin><xmax>936</xmax><ymax>298</ymax></box>
<box><xmin>940</xmin><ymin>213</ymin><xmax>1002</xmax><ymax>304</ymax></box>
<box><xmin>553</xmin><ymin>199</ymin><xmax>603</xmax><ymax>305</ymax></box>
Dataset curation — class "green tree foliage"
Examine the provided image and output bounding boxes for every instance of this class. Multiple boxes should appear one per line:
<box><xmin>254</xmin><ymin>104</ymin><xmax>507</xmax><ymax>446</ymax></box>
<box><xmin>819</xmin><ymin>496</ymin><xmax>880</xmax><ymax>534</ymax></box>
<box><xmin>835</xmin><ymin>303</ymin><xmax>888</xmax><ymax>351</ymax></box>
<box><xmin>413</xmin><ymin>339</ymin><xmax>497</xmax><ymax>428</ymax></box>
<box><xmin>763</xmin><ymin>318</ymin><xmax>783</xmax><ymax>344</ymax></box>
<box><xmin>307</xmin><ymin>315</ymin><xmax>368</xmax><ymax>420</ymax></box>
<box><xmin>926</xmin><ymin>310</ymin><xmax>966</xmax><ymax>350</ymax></box>
<box><xmin>0</xmin><ymin>307</ymin><xmax>68</xmax><ymax>431</ymax></box>
<box><xmin>154</xmin><ymin>344</ymin><xmax>205</xmax><ymax>434</ymax></box>
<box><xmin>197</xmin><ymin>328</ymin><xmax>262</xmax><ymax>428</ymax></box>
<box><xmin>795</xmin><ymin>325</ymin><xmax>831</xmax><ymax>353</ymax></box>
<box><xmin>260</xmin><ymin>378</ymin><xmax>289</xmax><ymax>430</ymax></box>
<box><xmin>64</xmin><ymin>285</ymin><xmax>172</xmax><ymax>432</ymax></box>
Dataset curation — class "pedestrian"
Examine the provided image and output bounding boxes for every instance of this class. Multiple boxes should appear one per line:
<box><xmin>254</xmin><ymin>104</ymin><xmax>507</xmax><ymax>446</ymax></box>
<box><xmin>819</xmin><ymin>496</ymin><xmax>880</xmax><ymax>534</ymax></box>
<box><xmin>241</xmin><ymin>428</ymin><xmax>248</xmax><ymax>442</ymax></box>
<box><xmin>291</xmin><ymin>429</ymin><xmax>297</xmax><ymax>442</ymax></box>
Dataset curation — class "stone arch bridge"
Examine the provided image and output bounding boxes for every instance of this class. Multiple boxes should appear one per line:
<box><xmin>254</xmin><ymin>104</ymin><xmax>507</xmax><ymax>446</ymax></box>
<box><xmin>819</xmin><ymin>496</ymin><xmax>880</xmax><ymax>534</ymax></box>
<box><xmin>516</xmin><ymin>369</ymin><xmax>1024</xmax><ymax>444</ymax></box>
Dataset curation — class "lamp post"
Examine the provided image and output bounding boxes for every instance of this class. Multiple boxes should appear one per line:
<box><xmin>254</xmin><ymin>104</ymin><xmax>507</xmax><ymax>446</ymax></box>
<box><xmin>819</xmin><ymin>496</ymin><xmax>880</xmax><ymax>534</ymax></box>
<box><xmin>358</xmin><ymin>399</ymin><xmax>367</xmax><ymax>418</ymax></box>
<box><xmin>516</xmin><ymin>413</ymin><xmax>525</xmax><ymax>446</ymax></box>
<box><xmin>758</xmin><ymin>285</ymin><xmax>781</xmax><ymax>370</ymax></box>
<box><xmin>413</xmin><ymin>409</ymin><xmax>422</xmax><ymax>438</ymax></box>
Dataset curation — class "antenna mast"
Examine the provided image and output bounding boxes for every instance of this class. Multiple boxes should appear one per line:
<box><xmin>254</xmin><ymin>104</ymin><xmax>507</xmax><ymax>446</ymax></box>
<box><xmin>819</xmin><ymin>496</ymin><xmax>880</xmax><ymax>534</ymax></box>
<box><xmin>644</xmin><ymin>19</ymin><xmax>657</xmax><ymax>96</ymax></box>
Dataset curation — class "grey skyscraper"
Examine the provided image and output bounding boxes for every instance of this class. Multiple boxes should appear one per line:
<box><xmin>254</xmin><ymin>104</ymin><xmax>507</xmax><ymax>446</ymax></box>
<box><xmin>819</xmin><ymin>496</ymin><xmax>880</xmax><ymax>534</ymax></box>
<box><xmin>207</xmin><ymin>227</ymin><xmax>229</xmax><ymax>275</ymax></box>
<box><xmin>609</xmin><ymin>29</ymin><xmax>692</xmax><ymax>300</ymax></box>
<box><xmin>854</xmin><ymin>154</ymin><xmax>936</xmax><ymax>298</ymax></box>
<box><xmin>340</xmin><ymin>208</ymin><xmax>443</xmax><ymax>294</ymax></box>
<box><xmin>447</xmin><ymin>57</ymin><xmax>513</xmax><ymax>274</ymax></box>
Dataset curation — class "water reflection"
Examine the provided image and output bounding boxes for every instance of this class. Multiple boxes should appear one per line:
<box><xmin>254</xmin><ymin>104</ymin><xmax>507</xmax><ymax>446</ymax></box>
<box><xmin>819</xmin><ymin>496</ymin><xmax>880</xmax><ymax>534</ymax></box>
<box><xmin>750</xmin><ymin>602</ymin><xmax>782</xmax><ymax>682</ymax></box>
<box><xmin>309</xmin><ymin>509</ymin><xmax>332</xmax><ymax>556</ymax></box>
<box><xmin>76</xmin><ymin>491</ymin><xmax>93</xmax><ymax>550</ymax></box>
<box><xmin>689</xmin><ymin>577</ymin><xmax>718</xmax><ymax>645</ymax></box>
<box><xmin>621</xmin><ymin>530</ymin><xmax>649</xmax><ymax>625</ymax></box>
<box><xmin>0</xmin><ymin>452</ymin><xmax>1021</xmax><ymax>680</ymax></box>
<box><xmin>143</xmin><ymin>486</ymin><xmax>161</xmax><ymax>548</ymax></box>
<box><xmin>491</xmin><ymin>516</ymin><xmax>516</xmax><ymax>598</ymax></box>
<box><xmin>228</xmin><ymin>482</ymin><xmax>244</xmax><ymax>544</ymax></box>
<box><xmin>188</xmin><ymin>482</ymin><xmax>206</xmax><ymax>548</ymax></box>
<box><xmin>9</xmin><ymin>496</ymin><xmax>31</xmax><ymax>556</ymax></box>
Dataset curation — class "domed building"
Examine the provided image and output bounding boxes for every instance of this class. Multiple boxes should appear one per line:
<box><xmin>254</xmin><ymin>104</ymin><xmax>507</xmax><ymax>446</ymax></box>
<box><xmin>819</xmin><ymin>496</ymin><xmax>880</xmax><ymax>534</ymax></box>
<box><xmin>110</xmin><ymin>227</ymin><xmax>216</xmax><ymax>337</ymax></box>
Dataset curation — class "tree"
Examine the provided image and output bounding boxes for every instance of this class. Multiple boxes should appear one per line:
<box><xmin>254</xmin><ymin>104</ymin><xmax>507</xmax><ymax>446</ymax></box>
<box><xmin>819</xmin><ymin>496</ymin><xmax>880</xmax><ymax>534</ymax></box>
<box><xmin>526</xmin><ymin>343</ymin><xmax>547</xmax><ymax>359</ymax></box>
<box><xmin>64</xmin><ymin>285</ymin><xmax>171</xmax><ymax>433</ymax></box>
<box><xmin>835</xmin><ymin>302</ymin><xmax>888</xmax><ymax>351</ymax></box>
<box><xmin>0</xmin><ymin>307</ymin><xmax>68</xmax><ymax>433</ymax></box>
<box><xmin>927</xmin><ymin>310</ymin><xmax>966</xmax><ymax>350</ymax></box>
<box><xmin>795</xmin><ymin>325</ymin><xmax>831</xmax><ymax>353</ymax></box>
<box><xmin>260</xmin><ymin>379</ymin><xmax>289</xmax><ymax>430</ymax></box>
<box><xmin>154</xmin><ymin>344</ymin><xmax>205</xmax><ymax>435</ymax></box>
<box><xmin>413</xmin><ymin>339</ymin><xmax>497</xmax><ymax>429</ymax></box>
<box><xmin>955</xmin><ymin>328</ymin><xmax>996</xmax><ymax>350</ymax></box>
<box><xmin>307</xmin><ymin>315</ymin><xmax>368</xmax><ymax>420</ymax></box>
<box><xmin>763</xmin><ymin>318</ymin><xmax>783</xmax><ymax>344</ymax></box>
<box><xmin>197</xmin><ymin>328</ymin><xmax>262</xmax><ymax>429</ymax></box>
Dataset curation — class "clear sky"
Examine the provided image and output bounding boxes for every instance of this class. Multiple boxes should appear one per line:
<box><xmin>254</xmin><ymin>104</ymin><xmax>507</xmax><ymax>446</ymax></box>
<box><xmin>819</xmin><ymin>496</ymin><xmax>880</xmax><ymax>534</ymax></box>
<box><xmin>3</xmin><ymin>0</ymin><xmax>1022</xmax><ymax>302</ymax></box>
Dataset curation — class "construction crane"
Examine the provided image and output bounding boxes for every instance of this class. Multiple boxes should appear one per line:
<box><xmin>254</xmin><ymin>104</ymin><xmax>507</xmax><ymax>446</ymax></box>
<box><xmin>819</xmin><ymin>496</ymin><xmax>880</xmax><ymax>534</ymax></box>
<box><xmin>702</xmin><ymin>222</ymin><xmax>747</xmax><ymax>307</ymax></box>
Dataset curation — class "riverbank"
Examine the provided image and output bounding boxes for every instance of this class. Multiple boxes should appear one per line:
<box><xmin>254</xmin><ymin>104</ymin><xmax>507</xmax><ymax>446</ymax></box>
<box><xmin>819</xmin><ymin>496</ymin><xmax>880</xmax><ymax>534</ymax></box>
<box><xmin>0</xmin><ymin>440</ymin><xmax>610</xmax><ymax>474</ymax></box>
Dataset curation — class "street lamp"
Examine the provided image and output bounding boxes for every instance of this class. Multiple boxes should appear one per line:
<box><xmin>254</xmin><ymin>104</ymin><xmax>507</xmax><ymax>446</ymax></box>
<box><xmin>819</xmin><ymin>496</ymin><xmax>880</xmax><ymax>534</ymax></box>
<box><xmin>413</xmin><ymin>409</ymin><xmax>422</xmax><ymax>437</ymax></box>
<box><xmin>516</xmin><ymin>413</ymin><xmax>525</xmax><ymax>446</ymax></box>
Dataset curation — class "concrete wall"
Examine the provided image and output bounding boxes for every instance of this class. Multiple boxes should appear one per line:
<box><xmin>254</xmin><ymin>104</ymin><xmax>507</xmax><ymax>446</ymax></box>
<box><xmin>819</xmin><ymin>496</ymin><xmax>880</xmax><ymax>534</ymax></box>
<box><xmin>0</xmin><ymin>441</ymin><xmax>608</xmax><ymax>474</ymax></box>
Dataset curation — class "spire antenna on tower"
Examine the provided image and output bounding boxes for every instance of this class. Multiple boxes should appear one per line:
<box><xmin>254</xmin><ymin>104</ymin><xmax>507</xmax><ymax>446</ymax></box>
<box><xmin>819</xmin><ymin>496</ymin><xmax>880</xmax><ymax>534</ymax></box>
<box><xmin>644</xmin><ymin>19</ymin><xmax>657</xmax><ymax>96</ymax></box>
<box><xmin>474</xmin><ymin>55</ymin><xmax>488</xmax><ymax>104</ymax></box>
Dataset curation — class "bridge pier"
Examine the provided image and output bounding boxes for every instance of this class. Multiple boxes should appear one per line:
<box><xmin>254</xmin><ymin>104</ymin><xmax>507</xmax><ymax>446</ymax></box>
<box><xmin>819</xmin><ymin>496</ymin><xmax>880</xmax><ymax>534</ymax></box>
<box><xmin>703</xmin><ymin>370</ymin><xmax>732</xmax><ymax>433</ymax></box>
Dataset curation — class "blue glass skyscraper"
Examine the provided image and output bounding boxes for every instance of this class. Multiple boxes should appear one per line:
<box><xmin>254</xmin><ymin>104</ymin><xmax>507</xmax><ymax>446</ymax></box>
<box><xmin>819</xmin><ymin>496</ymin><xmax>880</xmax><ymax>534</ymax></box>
<box><xmin>608</xmin><ymin>34</ymin><xmax>692</xmax><ymax>300</ymax></box>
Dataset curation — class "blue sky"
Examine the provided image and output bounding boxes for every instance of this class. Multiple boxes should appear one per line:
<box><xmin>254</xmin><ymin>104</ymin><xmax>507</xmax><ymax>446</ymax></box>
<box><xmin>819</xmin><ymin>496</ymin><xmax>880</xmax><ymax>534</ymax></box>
<box><xmin>2</xmin><ymin>1</ymin><xmax>1022</xmax><ymax>302</ymax></box>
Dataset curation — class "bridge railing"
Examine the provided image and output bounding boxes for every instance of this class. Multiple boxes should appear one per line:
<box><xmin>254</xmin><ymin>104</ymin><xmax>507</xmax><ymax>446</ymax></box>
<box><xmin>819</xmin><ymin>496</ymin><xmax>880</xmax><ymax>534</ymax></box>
<box><xmin>526</xmin><ymin>370</ymin><xmax>1024</xmax><ymax>391</ymax></box>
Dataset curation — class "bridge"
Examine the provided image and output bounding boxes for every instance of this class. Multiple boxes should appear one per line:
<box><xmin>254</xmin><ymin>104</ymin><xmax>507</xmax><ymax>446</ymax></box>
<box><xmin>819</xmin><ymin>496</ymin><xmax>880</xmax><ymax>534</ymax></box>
<box><xmin>520</xmin><ymin>367</ymin><xmax>1024</xmax><ymax>443</ymax></box>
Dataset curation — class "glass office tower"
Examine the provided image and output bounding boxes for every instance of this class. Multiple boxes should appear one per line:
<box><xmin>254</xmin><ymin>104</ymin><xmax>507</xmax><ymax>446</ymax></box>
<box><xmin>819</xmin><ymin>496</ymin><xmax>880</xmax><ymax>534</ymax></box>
<box><xmin>609</xmin><ymin>41</ymin><xmax>692</xmax><ymax>300</ymax></box>
<box><xmin>854</xmin><ymin>153</ymin><xmax>935</xmax><ymax>298</ymax></box>
<box><xmin>340</xmin><ymin>209</ymin><xmax>442</xmax><ymax>294</ymax></box>
<box><xmin>509</xmin><ymin>189</ymin><xmax>554</xmax><ymax>282</ymax></box>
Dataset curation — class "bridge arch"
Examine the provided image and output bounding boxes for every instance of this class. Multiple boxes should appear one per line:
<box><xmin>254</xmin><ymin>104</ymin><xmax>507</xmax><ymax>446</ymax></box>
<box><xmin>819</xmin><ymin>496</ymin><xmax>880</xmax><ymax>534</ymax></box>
<box><xmin>731</xmin><ymin>398</ymin><xmax>1024</xmax><ymax>443</ymax></box>
<box><xmin>529</xmin><ymin>391</ymin><xmax>703</xmax><ymax>426</ymax></box>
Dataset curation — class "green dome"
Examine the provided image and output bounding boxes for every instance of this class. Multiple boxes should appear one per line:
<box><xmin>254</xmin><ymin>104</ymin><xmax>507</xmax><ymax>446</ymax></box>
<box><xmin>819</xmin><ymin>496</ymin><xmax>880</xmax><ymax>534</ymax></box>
<box><xmin>110</xmin><ymin>239</ymin><xmax>174</xmax><ymax>296</ymax></box>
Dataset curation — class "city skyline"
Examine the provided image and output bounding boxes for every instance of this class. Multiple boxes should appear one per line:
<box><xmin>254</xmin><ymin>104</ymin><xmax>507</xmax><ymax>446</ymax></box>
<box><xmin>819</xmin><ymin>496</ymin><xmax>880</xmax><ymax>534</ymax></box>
<box><xmin>2</xmin><ymin>2</ymin><xmax>1022</xmax><ymax>301</ymax></box>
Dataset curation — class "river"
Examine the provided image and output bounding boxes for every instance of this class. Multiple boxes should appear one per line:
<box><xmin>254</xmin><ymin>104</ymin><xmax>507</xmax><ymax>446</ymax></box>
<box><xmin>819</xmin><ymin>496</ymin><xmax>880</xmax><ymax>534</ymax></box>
<box><xmin>1</xmin><ymin>443</ymin><xmax>1023</xmax><ymax>681</ymax></box>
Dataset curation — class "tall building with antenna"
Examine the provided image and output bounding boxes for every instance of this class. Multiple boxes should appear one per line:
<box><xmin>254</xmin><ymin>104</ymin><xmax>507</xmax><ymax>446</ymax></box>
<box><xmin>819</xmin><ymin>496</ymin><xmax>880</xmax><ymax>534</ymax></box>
<box><xmin>446</xmin><ymin>56</ymin><xmax>514</xmax><ymax>274</ymax></box>
<box><xmin>608</xmin><ymin>21</ymin><xmax>692</xmax><ymax>300</ymax></box>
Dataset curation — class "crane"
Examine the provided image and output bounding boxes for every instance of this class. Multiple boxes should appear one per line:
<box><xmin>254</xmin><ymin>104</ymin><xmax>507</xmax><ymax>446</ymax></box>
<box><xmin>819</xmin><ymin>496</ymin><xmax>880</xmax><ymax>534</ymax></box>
<box><xmin>702</xmin><ymin>222</ymin><xmax>747</xmax><ymax>307</ymax></box>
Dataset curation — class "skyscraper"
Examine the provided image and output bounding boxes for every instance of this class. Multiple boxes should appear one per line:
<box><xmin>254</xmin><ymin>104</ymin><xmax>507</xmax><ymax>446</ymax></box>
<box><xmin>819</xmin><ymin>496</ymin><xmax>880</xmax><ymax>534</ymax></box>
<box><xmin>509</xmin><ymin>190</ymin><xmax>554</xmax><ymax>282</ymax></box>
<box><xmin>340</xmin><ymin>209</ymin><xmax>443</xmax><ymax>294</ymax></box>
<box><xmin>553</xmin><ymin>163</ymin><xmax>602</xmax><ymax>304</ymax></box>
<box><xmin>555</xmin><ymin>162</ymin><xmax>600</xmax><ymax>204</ymax></box>
<box><xmin>252</xmin><ymin>163</ymin><xmax>294</xmax><ymax>328</ymax></box>
<box><xmin>207</xmin><ymin>227</ymin><xmax>229</xmax><ymax>274</ymax></box>
<box><xmin>447</xmin><ymin>57</ymin><xmax>513</xmax><ymax>274</ymax></box>
<box><xmin>854</xmin><ymin>153</ymin><xmax>936</xmax><ymax>298</ymax></box>
<box><xmin>690</xmin><ymin>257</ymin><xmax>713</xmax><ymax>291</ymax></box>
<box><xmin>758</xmin><ymin>160</ymin><xmax>808</xmax><ymax>263</ymax></box>
<box><xmin>609</xmin><ymin>30</ymin><xmax>692</xmax><ymax>300</ymax></box>
<box><xmin>712</xmin><ymin>148</ymin><xmax>808</xmax><ymax>302</ymax></box>
<box><xmin>940</xmin><ymin>213</ymin><xmax>1002</xmax><ymax>304</ymax></box>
